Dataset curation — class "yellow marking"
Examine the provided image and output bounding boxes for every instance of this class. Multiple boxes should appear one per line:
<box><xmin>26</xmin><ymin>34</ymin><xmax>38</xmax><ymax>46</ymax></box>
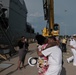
<box><xmin>0</xmin><ymin>54</ymin><xmax>7</xmax><ymax>60</ymax></box>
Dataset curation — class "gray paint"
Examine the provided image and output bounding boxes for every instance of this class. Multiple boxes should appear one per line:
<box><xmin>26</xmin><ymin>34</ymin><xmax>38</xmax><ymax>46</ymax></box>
<box><xmin>0</xmin><ymin>0</ymin><xmax>35</xmax><ymax>44</ymax></box>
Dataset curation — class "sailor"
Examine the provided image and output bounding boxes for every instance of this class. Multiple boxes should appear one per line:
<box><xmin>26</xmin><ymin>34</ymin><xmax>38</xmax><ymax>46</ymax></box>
<box><xmin>37</xmin><ymin>36</ymin><xmax>62</xmax><ymax>75</ymax></box>
<box><xmin>67</xmin><ymin>34</ymin><xmax>76</xmax><ymax>66</ymax></box>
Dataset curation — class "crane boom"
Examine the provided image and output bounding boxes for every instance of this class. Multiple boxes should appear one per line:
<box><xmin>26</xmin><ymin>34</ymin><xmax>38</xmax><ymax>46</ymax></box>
<box><xmin>49</xmin><ymin>0</ymin><xmax>54</xmax><ymax>31</ymax></box>
<box><xmin>42</xmin><ymin>0</ymin><xmax>59</xmax><ymax>36</ymax></box>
